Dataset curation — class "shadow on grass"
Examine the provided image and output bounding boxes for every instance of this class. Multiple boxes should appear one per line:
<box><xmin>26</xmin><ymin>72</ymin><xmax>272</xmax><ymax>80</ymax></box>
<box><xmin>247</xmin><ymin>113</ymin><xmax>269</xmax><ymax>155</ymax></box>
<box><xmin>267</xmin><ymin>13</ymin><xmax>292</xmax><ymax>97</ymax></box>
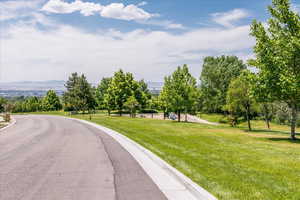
<box><xmin>247</xmin><ymin>129</ymin><xmax>290</xmax><ymax>134</ymax></box>
<box><xmin>267</xmin><ymin>137</ymin><xmax>300</xmax><ymax>144</ymax></box>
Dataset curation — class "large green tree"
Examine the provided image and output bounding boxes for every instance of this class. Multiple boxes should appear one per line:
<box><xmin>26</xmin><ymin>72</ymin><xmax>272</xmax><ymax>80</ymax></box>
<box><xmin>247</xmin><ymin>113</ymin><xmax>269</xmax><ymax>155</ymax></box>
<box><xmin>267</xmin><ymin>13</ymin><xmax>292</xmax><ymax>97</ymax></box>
<box><xmin>200</xmin><ymin>56</ymin><xmax>246</xmax><ymax>113</ymax></box>
<box><xmin>136</xmin><ymin>79</ymin><xmax>151</xmax><ymax>109</ymax></box>
<box><xmin>124</xmin><ymin>96</ymin><xmax>139</xmax><ymax>118</ymax></box>
<box><xmin>105</xmin><ymin>70</ymin><xmax>135</xmax><ymax>116</ymax></box>
<box><xmin>225</xmin><ymin>70</ymin><xmax>257</xmax><ymax>131</ymax></box>
<box><xmin>249</xmin><ymin>0</ymin><xmax>300</xmax><ymax>139</ymax></box>
<box><xmin>24</xmin><ymin>96</ymin><xmax>42</xmax><ymax>112</ymax></box>
<box><xmin>42</xmin><ymin>90</ymin><xmax>62</xmax><ymax>111</ymax></box>
<box><xmin>63</xmin><ymin>72</ymin><xmax>80</xmax><ymax>111</ymax></box>
<box><xmin>95</xmin><ymin>77</ymin><xmax>112</xmax><ymax>109</ymax></box>
<box><xmin>160</xmin><ymin>64</ymin><xmax>198</xmax><ymax>122</ymax></box>
<box><xmin>63</xmin><ymin>73</ymin><xmax>96</xmax><ymax>113</ymax></box>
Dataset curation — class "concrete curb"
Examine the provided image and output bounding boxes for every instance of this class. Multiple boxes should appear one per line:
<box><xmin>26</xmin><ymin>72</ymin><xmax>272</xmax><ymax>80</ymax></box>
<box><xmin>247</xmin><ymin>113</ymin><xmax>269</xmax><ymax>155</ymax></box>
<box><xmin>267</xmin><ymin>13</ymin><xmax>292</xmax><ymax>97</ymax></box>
<box><xmin>70</xmin><ymin>117</ymin><xmax>218</xmax><ymax>200</ymax></box>
<box><xmin>0</xmin><ymin>116</ymin><xmax>16</xmax><ymax>132</ymax></box>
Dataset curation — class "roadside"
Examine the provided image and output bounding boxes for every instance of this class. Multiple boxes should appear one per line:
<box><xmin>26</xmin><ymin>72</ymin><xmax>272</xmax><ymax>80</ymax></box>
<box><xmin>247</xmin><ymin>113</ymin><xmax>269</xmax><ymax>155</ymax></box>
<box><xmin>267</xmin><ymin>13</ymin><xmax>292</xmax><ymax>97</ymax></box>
<box><xmin>16</xmin><ymin>111</ymin><xmax>300</xmax><ymax>199</ymax></box>
<box><xmin>0</xmin><ymin>113</ymin><xmax>15</xmax><ymax>132</ymax></box>
<box><xmin>110</xmin><ymin>113</ymin><xmax>219</xmax><ymax>125</ymax></box>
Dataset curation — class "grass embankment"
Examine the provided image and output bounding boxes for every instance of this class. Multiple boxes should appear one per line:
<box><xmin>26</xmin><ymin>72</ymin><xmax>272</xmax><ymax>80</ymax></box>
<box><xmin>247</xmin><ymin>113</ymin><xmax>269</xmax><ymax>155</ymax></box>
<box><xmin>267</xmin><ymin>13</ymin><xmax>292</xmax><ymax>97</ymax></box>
<box><xmin>20</xmin><ymin>111</ymin><xmax>300</xmax><ymax>200</ymax></box>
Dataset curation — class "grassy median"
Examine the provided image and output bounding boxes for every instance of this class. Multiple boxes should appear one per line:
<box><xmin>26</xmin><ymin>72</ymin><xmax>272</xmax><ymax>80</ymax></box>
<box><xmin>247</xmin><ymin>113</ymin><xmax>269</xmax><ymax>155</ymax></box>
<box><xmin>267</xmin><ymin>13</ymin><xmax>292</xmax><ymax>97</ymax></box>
<box><xmin>24</xmin><ymin>112</ymin><xmax>300</xmax><ymax>200</ymax></box>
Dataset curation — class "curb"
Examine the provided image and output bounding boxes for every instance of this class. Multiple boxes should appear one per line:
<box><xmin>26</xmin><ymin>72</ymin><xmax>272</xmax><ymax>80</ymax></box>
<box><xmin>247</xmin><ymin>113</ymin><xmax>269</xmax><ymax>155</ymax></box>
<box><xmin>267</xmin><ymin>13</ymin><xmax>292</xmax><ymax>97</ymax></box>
<box><xmin>70</xmin><ymin>117</ymin><xmax>218</xmax><ymax>200</ymax></box>
<box><xmin>0</xmin><ymin>116</ymin><xmax>16</xmax><ymax>132</ymax></box>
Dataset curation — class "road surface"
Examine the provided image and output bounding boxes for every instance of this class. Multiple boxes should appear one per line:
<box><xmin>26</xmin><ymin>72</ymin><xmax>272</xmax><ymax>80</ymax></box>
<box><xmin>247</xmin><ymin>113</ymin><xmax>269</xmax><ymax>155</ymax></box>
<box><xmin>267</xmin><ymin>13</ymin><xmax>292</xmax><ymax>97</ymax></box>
<box><xmin>0</xmin><ymin>115</ymin><xmax>167</xmax><ymax>200</ymax></box>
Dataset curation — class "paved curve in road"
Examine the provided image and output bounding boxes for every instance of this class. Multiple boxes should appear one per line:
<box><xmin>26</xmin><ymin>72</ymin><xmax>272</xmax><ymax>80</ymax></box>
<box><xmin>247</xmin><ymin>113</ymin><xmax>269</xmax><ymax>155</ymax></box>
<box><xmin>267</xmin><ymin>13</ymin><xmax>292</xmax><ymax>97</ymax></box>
<box><xmin>0</xmin><ymin>115</ymin><xmax>167</xmax><ymax>200</ymax></box>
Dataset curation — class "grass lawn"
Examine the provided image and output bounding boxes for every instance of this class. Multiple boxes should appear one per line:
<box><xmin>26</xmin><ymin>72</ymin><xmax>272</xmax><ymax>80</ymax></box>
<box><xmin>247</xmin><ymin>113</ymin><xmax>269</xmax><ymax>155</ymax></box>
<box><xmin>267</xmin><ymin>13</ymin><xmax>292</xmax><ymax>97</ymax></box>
<box><xmin>198</xmin><ymin>113</ymin><xmax>228</xmax><ymax>124</ymax></box>
<box><xmin>18</xmin><ymin>111</ymin><xmax>300</xmax><ymax>200</ymax></box>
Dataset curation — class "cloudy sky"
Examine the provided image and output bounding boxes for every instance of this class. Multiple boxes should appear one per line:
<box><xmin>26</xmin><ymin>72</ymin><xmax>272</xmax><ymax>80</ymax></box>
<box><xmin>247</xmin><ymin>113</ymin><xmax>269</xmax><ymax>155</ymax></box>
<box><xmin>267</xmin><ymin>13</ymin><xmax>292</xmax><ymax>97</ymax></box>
<box><xmin>0</xmin><ymin>0</ymin><xmax>299</xmax><ymax>83</ymax></box>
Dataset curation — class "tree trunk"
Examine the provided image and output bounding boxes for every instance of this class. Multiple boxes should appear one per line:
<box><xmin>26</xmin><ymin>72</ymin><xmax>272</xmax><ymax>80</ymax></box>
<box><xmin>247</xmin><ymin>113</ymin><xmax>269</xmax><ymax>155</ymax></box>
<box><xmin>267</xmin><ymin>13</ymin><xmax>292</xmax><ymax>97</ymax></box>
<box><xmin>291</xmin><ymin>103</ymin><xmax>297</xmax><ymax>140</ymax></box>
<box><xmin>163</xmin><ymin>111</ymin><xmax>166</xmax><ymax>120</ymax></box>
<box><xmin>266</xmin><ymin>119</ymin><xmax>270</xmax><ymax>129</ymax></box>
<box><xmin>185</xmin><ymin>113</ymin><xmax>187</xmax><ymax>122</ymax></box>
<box><xmin>177</xmin><ymin>110</ymin><xmax>181</xmax><ymax>122</ymax></box>
<box><xmin>246</xmin><ymin>105</ymin><xmax>251</xmax><ymax>131</ymax></box>
<box><xmin>108</xmin><ymin>109</ymin><xmax>111</xmax><ymax>116</ymax></box>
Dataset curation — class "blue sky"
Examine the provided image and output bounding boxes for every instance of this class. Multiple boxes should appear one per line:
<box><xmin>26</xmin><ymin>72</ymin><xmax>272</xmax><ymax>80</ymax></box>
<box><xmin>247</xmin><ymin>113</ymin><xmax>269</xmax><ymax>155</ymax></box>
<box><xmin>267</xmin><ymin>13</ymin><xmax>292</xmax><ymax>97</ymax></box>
<box><xmin>0</xmin><ymin>0</ymin><xmax>299</xmax><ymax>82</ymax></box>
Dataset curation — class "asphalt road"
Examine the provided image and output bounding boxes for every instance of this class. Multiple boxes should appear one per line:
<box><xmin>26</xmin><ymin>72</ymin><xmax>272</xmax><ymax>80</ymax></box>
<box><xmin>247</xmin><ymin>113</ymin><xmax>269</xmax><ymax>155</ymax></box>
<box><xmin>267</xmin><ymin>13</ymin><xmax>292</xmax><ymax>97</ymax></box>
<box><xmin>0</xmin><ymin>115</ymin><xmax>167</xmax><ymax>200</ymax></box>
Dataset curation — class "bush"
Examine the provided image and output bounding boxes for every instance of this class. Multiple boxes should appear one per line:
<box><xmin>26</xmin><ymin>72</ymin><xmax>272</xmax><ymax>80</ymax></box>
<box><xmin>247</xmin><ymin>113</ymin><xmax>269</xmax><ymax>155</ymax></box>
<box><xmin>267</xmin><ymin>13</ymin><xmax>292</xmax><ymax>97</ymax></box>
<box><xmin>139</xmin><ymin>109</ymin><xmax>158</xmax><ymax>114</ymax></box>
<box><xmin>3</xmin><ymin>113</ymin><xmax>10</xmax><ymax>122</ymax></box>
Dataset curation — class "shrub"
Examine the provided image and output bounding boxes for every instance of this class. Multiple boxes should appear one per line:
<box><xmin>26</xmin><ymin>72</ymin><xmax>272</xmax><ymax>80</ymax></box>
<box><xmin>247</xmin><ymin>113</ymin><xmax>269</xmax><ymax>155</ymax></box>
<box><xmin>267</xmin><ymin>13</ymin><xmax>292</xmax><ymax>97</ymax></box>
<box><xmin>3</xmin><ymin>113</ymin><xmax>10</xmax><ymax>122</ymax></box>
<box><xmin>139</xmin><ymin>109</ymin><xmax>158</xmax><ymax>114</ymax></box>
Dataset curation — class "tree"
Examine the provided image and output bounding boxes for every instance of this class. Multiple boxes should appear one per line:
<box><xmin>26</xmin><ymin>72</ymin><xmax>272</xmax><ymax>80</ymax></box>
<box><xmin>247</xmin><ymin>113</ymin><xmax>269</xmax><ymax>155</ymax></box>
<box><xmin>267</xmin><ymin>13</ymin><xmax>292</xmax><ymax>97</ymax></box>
<box><xmin>136</xmin><ymin>79</ymin><xmax>151</xmax><ymax>109</ymax></box>
<box><xmin>124</xmin><ymin>96</ymin><xmax>139</xmax><ymax>118</ymax></box>
<box><xmin>105</xmin><ymin>70</ymin><xmax>135</xmax><ymax>116</ymax></box>
<box><xmin>158</xmin><ymin>88</ymin><xmax>170</xmax><ymax>120</ymax></box>
<box><xmin>249</xmin><ymin>0</ymin><xmax>300</xmax><ymax>139</ymax></box>
<box><xmin>95</xmin><ymin>78</ymin><xmax>112</xmax><ymax>109</ymax></box>
<box><xmin>63</xmin><ymin>73</ymin><xmax>96</xmax><ymax>113</ymax></box>
<box><xmin>0</xmin><ymin>97</ymin><xmax>7</xmax><ymax>113</ymax></box>
<box><xmin>160</xmin><ymin>65</ymin><xmax>198</xmax><ymax>122</ymax></box>
<box><xmin>63</xmin><ymin>73</ymin><xmax>80</xmax><ymax>111</ymax></box>
<box><xmin>259</xmin><ymin>103</ymin><xmax>276</xmax><ymax>129</ymax></box>
<box><xmin>42</xmin><ymin>90</ymin><xmax>62</xmax><ymax>111</ymax></box>
<box><xmin>225</xmin><ymin>70</ymin><xmax>256</xmax><ymax>131</ymax></box>
<box><xmin>200</xmin><ymin>56</ymin><xmax>246</xmax><ymax>113</ymax></box>
<box><xmin>24</xmin><ymin>96</ymin><xmax>42</xmax><ymax>112</ymax></box>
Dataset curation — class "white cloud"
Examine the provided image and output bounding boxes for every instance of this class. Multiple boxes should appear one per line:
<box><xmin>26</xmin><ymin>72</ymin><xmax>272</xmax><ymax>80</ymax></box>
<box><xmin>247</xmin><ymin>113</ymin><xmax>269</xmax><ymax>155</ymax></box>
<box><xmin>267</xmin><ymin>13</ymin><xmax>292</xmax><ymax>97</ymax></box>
<box><xmin>100</xmin><ymin>3</ymin><xmax>153</xmax><ymax>21</ymax></box>
<box><xmin>42</xmin><ymin>0</ymin><xmax>154</xmax><ymax>21</ymax></box>
<box><xmin>41</xmin><ymin>0</ymin><xmax>185</xmax><ymax>29</ymax></box>
<box><xmin>0</xmin><ymin>0</ymin><xmax>41</xmax><ymax>21</ymax></box>
<box><xmin>212</xmin><ymin>9</ymin><xmax>250</xmax><ymax>28</ymax></box>
<box><xmin>137</xmin><ymin>1</ymin><xmax>148</xmax><ymax>7</ymax></box>
<box><xmin>139</xmin><ymin>19</ymin><xmax>185</xmax><ymax>29</ymax></box>
<box><xmin>1</xmin><ymin>22</ymin><xmax>254</xmax><ymax>82</ymax></box>
<box><xmin>41</xmin><ymin>0</ymin><xmax>102</xmax><ymax>16</ymax></box>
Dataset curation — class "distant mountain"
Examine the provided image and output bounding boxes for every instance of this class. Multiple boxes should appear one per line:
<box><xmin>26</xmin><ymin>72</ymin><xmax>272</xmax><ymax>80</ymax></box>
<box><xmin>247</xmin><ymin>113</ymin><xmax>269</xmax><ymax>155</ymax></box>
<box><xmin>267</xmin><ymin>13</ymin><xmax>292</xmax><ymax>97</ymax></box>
<box><xmin>0</xmin><ymin>80</ymin><xmax>163</xmax><ymax>91</ymax></box>
<box><xmin>0</xmin><ymin>80</ymin><xmax>164</xmax><ymax>97</ymax></box>
<box><xmin>0</xmin><ymin>80</ymin><xmax>65</xmax><ymax>91</ymax></box>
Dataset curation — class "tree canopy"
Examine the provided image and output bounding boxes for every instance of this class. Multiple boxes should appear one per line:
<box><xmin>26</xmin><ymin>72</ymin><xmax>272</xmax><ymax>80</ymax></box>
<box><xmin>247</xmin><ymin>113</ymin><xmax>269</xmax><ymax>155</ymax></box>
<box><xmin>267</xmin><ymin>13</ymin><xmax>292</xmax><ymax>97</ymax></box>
<box><xmin>95</xmin><ymin>77</ymin><xmax>112</xmax><ymax>109</ymax></box>
<box><xmin>63</xmin><ymin>73</ymin><xmax>96</xmax><ymax>112</ymax></box>
<box><xmin>200</xmin><ymin>56</ymin><xmax>246</xmax><ymax>113</ymax></box>
<box><xmin>225</xmin><ymin>70</ymin><xmax>257</xmax><ymax>130</ymax></box>
<box><xmin>249</xmin><ymin>0</ymin><xmax>300</xmax><ymax>139</ymax></box>
<box><xmin>160</xmin><ymin>64</ymin><xmax>198</xmax><ymax>122</ymax></box>
<box><xmin>42</xmin><ymin>90</ymin><xmax>62</xmax><ymax>111</ymax></box>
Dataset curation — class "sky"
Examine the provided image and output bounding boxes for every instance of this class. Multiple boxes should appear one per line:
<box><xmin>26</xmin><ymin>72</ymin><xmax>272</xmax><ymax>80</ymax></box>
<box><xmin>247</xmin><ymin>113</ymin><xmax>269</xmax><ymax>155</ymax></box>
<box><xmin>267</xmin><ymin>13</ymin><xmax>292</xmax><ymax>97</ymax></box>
<box><xmin>0</xmin><ymin>0</ymin><xmax>299</xmax><ymax>83</ymax></box>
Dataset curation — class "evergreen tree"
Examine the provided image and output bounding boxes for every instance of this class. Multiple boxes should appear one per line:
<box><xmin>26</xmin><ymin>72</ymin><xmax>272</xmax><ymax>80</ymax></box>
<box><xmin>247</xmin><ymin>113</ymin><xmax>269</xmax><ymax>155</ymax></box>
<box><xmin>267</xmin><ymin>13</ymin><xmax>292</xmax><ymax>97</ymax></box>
<box><xmin>63</xmin><ymin>73</ymin><xmax>96</xmax><ymax>113</ymax></box>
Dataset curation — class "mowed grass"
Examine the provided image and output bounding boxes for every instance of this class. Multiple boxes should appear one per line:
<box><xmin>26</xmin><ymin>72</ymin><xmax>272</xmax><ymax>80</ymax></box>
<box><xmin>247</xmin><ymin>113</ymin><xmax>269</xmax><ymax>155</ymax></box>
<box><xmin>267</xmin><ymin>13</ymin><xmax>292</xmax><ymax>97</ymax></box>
<box><xmin>21</xmin><ymin>112</ymin><xmax>300</xmax><ymax>200</ymax></box>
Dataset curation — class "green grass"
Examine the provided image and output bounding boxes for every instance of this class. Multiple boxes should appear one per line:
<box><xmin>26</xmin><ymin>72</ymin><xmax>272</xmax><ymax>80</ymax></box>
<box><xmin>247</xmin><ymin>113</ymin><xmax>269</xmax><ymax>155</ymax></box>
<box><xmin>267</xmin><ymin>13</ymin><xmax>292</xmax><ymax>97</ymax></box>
<box><xmin>198</xmin><ymin>112</ymin><xmax>293</xmax><ymax>132</ymax></box>
<box><xmin>18</xmin><ymin>112</ymin><xmax>300</xmax><ymax>200</ymax></box>
<box><xmin>198</xmin><ymin>113</ymin><xmax>228</xmax><ymax>123</ymax></box>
